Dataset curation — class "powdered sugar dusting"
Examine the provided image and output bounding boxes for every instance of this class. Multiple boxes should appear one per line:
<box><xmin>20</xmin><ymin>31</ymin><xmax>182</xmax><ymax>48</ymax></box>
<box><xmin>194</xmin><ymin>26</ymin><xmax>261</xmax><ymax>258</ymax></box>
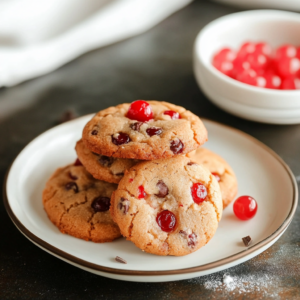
<box><xmin>189</xmin><ymin>272</ymin><xmax>280</xmax><ymax>298</ymax></box>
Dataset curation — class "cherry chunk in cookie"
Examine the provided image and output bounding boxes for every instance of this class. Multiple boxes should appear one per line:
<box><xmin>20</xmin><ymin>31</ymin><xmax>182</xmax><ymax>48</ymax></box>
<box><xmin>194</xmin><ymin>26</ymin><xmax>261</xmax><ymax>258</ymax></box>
<box><xmin>110</xmin><ymin>156</ymin><xmax>222</xmax><ymax>256</ymax></box>
<box><xmin>186</xmin><ymin>148</ymin><xmax>238</xmax><ymax>208</ymax></box>
<box><xmin>82</xmin><ymin>101</ymin><xmax>208</xmax><ymax>160</ymax></box>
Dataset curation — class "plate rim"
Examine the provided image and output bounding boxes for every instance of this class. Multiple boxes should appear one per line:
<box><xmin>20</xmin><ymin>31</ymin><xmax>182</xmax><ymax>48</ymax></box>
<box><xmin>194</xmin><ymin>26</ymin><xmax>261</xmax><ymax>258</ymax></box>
<box><xmin>3</xmin><ymin>117</ymin><xmax>298</xmax><ymax>277</ymax></box>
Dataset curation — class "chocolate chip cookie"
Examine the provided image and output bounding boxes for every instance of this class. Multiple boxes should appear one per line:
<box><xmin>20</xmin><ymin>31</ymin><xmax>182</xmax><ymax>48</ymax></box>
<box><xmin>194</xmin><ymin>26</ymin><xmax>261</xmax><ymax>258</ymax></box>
<box><xmin>43</xmin><ymin>163</ymin><xmax>121</xmax><ymax>243</ymax></box>
<box><xmin>82</xmin><ymin>100</ymin><xmax>208</xmax><ymax>160</ymax></box>
<box><xmin>75</xmin><ymin>139</ymin><xmax>140</xmax><ymax>184</ymax></box>
<box><xmin>110</xmin><ymin>156</ymin><xmax>222</xmax><ymax>256</ymax></box>
<box><xmin>187</xmin><ymin>148</ymin><xmax>238</xmax><ymax>208</ymax></box>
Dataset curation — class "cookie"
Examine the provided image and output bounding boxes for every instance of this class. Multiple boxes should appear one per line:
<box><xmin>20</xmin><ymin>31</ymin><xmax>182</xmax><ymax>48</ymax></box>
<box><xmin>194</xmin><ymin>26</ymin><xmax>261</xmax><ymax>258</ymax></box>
<box><xmin>82</xmin><ymin>100</ymin><xmax>208</xmax><ymax>160</ymax></box>
<box><xmin>75</xmin><ymin>139</ymin><xmax>140</xmax><ymax>184</ymax></box>
<box><xmin>110</xmin><ymin>156</ymin><xmax>222</xmax><ymax>256</ymax></box>
<box><xmin>43</xmin><ymin>163</ymin><xmax>121</xmax><ymax>243</ymax></box>
<box><xmin>186</xmin><ymin>148</ymin><xmax>238</xmax><ymax>208</ymax></box>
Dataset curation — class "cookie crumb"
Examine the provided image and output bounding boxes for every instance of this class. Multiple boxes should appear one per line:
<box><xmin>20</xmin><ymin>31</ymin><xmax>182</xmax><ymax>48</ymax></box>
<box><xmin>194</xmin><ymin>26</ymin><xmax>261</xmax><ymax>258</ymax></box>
<box><xmin>115</xmin><ymin>256</ymin><xmax>127</xmax><ymax>264</ymax></box>
<box><xmin>242</xmin><ymin>236</ymin><xmax>252</xmax><ymax>247</ymax></box>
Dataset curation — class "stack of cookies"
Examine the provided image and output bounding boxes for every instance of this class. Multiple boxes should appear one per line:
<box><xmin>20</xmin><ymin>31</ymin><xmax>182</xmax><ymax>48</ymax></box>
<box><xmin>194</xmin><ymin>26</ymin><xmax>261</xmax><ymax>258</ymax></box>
<box><xmin>43</xmin><ymin>101</ymin><xmax>237</xmax><ymax>256</ymax></box>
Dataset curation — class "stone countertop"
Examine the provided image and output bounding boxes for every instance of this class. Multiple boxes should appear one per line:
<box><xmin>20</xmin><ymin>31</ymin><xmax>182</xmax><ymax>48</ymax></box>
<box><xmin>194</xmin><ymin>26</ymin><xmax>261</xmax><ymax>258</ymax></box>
<box><xmin>0</xmin><ymin>0</ymin><xmax>299</xmax><ymax>299</ymax></box>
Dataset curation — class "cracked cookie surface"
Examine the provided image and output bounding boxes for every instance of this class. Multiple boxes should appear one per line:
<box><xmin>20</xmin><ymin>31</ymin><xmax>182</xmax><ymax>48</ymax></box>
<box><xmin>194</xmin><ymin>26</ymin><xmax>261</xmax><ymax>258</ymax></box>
<box><xmin>110</xmin><ymin>156</ymin><xmax>222</xmax><ymax>256</ymax></box>
<box><xmin>187</xmin><ymin>148</ymin><xmax>238</xmax><ymax>208</ymax></box>
<box><xmin>43</xmin><ymin>163</ymin><xmax>121</xmax><ymax>243</ymax></box>
<box><xmin>82</xmin><ymin>101</ymin><xmax>208</xmax><ymax>160</ymax></box>
<box><xmin>75</xmin><ymin>139</ymin><xmax>140</xmax><ymax>184</ymax></box>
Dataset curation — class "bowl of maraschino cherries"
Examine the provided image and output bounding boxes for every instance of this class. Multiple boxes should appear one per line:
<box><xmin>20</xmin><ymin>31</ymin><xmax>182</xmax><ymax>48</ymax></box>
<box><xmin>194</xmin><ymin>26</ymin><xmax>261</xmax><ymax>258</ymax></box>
<box><xmin>213</xmin><ymin>42</ymin><xmax>300</xmax><ymax>90</ymax></box>
<box><xmin>194</xmin><ymin>10</ymin><xmax>300</xmax><ymax>124</ymax></box>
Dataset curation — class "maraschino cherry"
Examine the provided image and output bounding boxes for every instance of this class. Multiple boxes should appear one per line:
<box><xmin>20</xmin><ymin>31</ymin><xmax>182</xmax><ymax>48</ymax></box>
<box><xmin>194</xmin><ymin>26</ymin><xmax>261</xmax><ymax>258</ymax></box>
<box><xmin>212</xmin><ymin>42</ymin><xmax>300</xmax><ymax>90</ymax></box>
<box><xmin>127</xmin><ymin>100</ymin><xmax>153</xmax><ymax>122</ymax></box>
<box><xmin>156</xmin><ymin>210</ymin><xmax>176</xmax><ymax>232</ymax></box>
<box><xmin>191</xmin><ymin>183</ymin><xmax>207</xmax><ymax>204</ymax></box>
<box><xmin>138</xmin><ymin>185</ymin><xmax>146</xmax><ymax>199</ymax></box>
<box><xmin>164</xmin><ymin>110</ymin><xmax>181</xmax><ymax>120</ymax></box>
<box><xmin>233</xmin><ymin>195</ymin><xmax>257</xmax><ymax>220</ymax></box>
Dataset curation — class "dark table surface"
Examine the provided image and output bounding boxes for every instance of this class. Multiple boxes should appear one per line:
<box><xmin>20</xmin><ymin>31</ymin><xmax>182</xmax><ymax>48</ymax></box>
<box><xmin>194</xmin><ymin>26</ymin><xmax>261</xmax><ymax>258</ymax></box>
<box><xmin>1</xmin><ymin>0</ymin><xmax>300</xmax><ymax>299</ymax></box>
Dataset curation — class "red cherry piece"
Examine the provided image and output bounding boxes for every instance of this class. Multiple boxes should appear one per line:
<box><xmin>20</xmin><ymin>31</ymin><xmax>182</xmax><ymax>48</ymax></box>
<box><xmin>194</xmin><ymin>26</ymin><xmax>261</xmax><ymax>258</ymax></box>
<box><xmin>191</xmin><ymin>183</ymin><xmax>207</xmax><ymax>204</ymax></box>
<box><xmin>276</xmin><ymin>45</ymin><xmax>297</xmax><ymax>60</ymax></box>
<box><xmin>138</xmin><ymin>185</ymin><xmax>146</xmax><ymax>199</ymax></box>
<box><xmin>281</xmin><ymin>77</ymin><xmax>296</xmax><ymax>90</ymax></box>
<box><xmin>146</xmin><ymin>127</ymin><xmax>162</xmax><ymax>137</ymax></box>
<box><xmin>112</xmin><ymin>133</ymin><xmax>131</xmax><ymax>145</ymax></box>
<box><xmin>188</xmin><ymin>233</ymin><xmax>197</xmax><ymax>248</ymax></box>
<box><xmin>213</xmin><ymin>48</ymin><xmax>236</xmax><ymax>77</ymax></box>
<box><xmin>129</xmin><ymin>178</ymin><xmax>133</xmax><ymax>183</ymax></box>
<box><xmin>91</xmin><ymin>197</ymin><xmax>110</xmax><ymax>212</ymax></box>
<box><xmin>74</xmin><ymin>158</ymin><xmax>82</xmax><ymax>166</ymax></box>
<box><xmin>255</xmin><ymin>76</ymin><xmax>267</xmax><ymax>88</ymax></box>
<box><xmin>156</xmin><ymin>210</ymin><xmax>176</xmax><ymax>232</ymax></box>
<box><xmin>231</xmin><ymin>57</ymin><xmax>251</xmax><ymax>79</ymax></box>
<box><xmin>126</xmin><ymin>100</ymin><xmax>153</xmax><ymax>122</ymax></box>
<box><xmin>164</xmin><ymin>110</ymin><xmax>181</xmax><ymax>120</ymax></box>
<box><xmin>212</xmin><ymin>173</ymin><xmax>221</xmax><ymax>182</ymax></box>
<box><xmin>233</xmin><ymin>195</ymin><xmax>257</xmax><ymax>220</ymax></box>
<box><xmin>245</xmin><ymin>52</ymin><xmax>269</xmax><ymax>71</ymax></box>
<box><xmin>296</xmin><ymin>47</ymin><xmax>300</xmax><ymax>60</ymax></box>
<box><xmin>255</xmin><ymin>42</ymin><xmax>272</xmax><ymax>56</ymax></box>
<box><xmin>264</xmin><ymin>73</ymin><xmax>281</xmax><ymax>89</ymax></box>
<box><xmin>170</xmin><ymin>139</ymin><xmax>184</xmax><ymax>154</ymax></box>
<box><xmin>236</xmin><ymin>69</ymin><xmax>257</xmax><ymax>86</ymax></box>
<box><xmin>214</xmin><ymin>48</ymin><xmax>236</xmax><ymax>62</ymax></box>
<box><xmin>277</xmin><ymin>57</ymin><xmax>300</xmax><ymax>77</ymax></box>
<box><xmin>295</xmin><ymin>78</ymin><xmax>300</xmax><ymax>90</ymax></box>
<box><xmin>237</xmin><ymin>42</ymin><xmax>256</xmax><ymax>59</ymax></box>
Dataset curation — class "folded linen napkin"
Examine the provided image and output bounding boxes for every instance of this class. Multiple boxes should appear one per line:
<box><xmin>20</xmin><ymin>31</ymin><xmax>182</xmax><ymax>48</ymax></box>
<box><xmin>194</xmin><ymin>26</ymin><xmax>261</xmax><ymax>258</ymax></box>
<box><xmin>0</xmin><ymin>0</ymin><xmax>192</xmax><ymax>87</ymax></box>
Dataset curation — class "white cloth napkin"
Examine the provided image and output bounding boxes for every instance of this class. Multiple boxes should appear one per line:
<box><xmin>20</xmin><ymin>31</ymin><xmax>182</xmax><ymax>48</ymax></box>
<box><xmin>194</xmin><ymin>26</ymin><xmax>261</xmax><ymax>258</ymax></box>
<box><xmin>0</xmin><ymin>0</ymin><xmax>192</xmax><ymax>87</ymax></box>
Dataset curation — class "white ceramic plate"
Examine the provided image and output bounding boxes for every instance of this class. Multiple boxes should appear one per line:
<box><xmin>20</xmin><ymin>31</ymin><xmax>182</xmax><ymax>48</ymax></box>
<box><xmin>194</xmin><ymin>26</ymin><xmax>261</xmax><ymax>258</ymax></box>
<box><xmin>4</xmin><ymin>115</ymin><xmax>297</xmax><ymax>282</ymax></box>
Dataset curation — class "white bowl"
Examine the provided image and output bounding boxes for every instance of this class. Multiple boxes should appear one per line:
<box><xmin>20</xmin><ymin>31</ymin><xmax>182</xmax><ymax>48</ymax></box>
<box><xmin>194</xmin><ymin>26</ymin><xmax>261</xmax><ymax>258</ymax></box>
<box><xmin>194</xmin><ymin>10</ymin><xmax>300</xmax><ymax>124</ymax></box>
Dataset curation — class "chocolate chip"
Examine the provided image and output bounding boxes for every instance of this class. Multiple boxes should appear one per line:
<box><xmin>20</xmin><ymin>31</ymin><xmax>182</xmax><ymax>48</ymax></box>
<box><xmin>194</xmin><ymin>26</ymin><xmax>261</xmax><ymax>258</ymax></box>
<box><xmin>91</xmin><ymin>197</ymin><xmax>110</xmax><ymax>212</ymax></box>
<box><xmin>156</xmin><ymin>180</ymin><xmax>169</xmax><ymax>198</ymax></box>
<box><xmin>92</xmin><ymin>152</ymin><xmax>100</xmax><ymax>156</ymax></box>
<box><xmin>118</xmin><ymin>198</ymin><xmax>129</xmax><ymax>215</ymax></box>
<box><xmin>115</xmin><ymin>256</ymin><xmax>127</xmax><ymax>264</ymax></box>
<box><xmin>99</xmin><ymin>156</ymin><xmax>113</xmax><ymax>167</ymax></box>
<box><xmin>188</xmin><ymin>233</ymin><xmax>197</xmax><ymax>248</ymax></box>
<box><xmin>130</xmin><ymin>122</ymin><xmax>143</xmax><ymax>131</ymax></box>
<box><xmin>187</xmin><ymin>161</ymin><xmax>197</xmax><ymax>166</ymax></box>
<box><xmin>146</xmin><ymin>127</ymin><xmax>162</xmax><ymax>137</ymax></box>
<box><xmin>242</xmin><ymin>236</ymin><xmax>252</xmax><ymax>247</ymax></box>
<box><xmin>170</xmin><ymin>139</ymin><xmax>184</xmax><ymax>154</ymax></box>
<box><xmin>65</xmin><ymin>182</ymin><xmax>79</xmax><ymax>193</ymax></box>
<box><xmin>91</xmin><ymin>130</ymin><xmax>98</xmax><ymax>135</ymax></box>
